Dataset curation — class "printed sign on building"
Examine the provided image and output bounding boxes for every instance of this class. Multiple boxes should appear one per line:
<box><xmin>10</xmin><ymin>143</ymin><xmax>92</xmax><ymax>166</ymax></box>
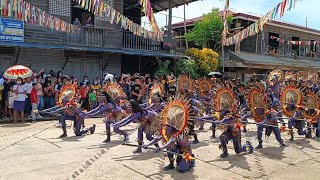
<box><xmin>0</xmin><ymin>17</ymin><xmax>24</xmax><ymax>42</ymax></box>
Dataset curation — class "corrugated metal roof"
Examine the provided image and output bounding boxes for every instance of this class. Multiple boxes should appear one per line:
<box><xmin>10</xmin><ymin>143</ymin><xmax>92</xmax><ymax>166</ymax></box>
<box><xmin>151</xmin><ymin>0</ymin><xmax>199</xmax><ymax>12</ymax></box>
<box><xmin>228</xmin><ymin>51</ymin><xmax>320</xmax><ymax>69</ymax></box>
<box><xmin>0</xmin><ymin>41</ymin><xmax>180</xmax><ymax>58</ymax></box>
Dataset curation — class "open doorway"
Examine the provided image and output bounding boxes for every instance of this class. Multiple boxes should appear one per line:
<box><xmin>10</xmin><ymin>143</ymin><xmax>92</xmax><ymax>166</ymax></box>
<box><xmin>268</xmin><ymin>32</ymin><xmax>279</xmax><ymax>55</ymax></box>
<box><xmin>71</xmin><ymin>2</ymin><xmax>94</xmax><ymax>26</ymax></box>
<box><xmin>292</xmin><ymin>36</ymin><xmax>300</xmax><ymax>57</ymax></box>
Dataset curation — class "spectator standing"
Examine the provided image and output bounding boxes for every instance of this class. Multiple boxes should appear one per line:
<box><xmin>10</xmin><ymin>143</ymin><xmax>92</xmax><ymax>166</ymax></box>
<box><xmin>89</xmin><ymin>89</ymin><xmax>98</xmax><ymax>110</ymax></box>
<box><xmin>13</xmin><ymin>77</ymin><xmax>27</xmax><ymax>123</ymax></box>
<box><xmin>43</xmin><ymin>77</ymin><xmax>55</xmax><ymax>109</ymax></box>
<box><xmin>3</xmin><ymin>78</ymin><xmax>15</xmax><ymax>120</ymax></box>
<box><xmin>159</xmin><ymin>75</ymin><xmax>166</xmax><ymax>86</ymax></box>
<box><xmin>91</xmin><ymin>78</ymin><xmax>102</xmax><ymax>91</ymax></box>
<box><xmin>146</xmin><ymin>76</ymin><xmax>153</xmax><ymax>90</ymax></box>
<box><xmin>57</xmin><ymin>71</ymin><xmax>63</xmax><ymax>79</ymax></box>
<box><xmin>8</xmin><ymin>86</ymin><xmax>14</xmax><ymax>118</ymax></box>
<box><xmin>84</xmin><ymin>16</ymin><xmax>93</xmax><ymax>27</ymax></box>
<box><xmin>80</xmin><ymin>82</ymin><xmax>90</xmax><ymax>111</ymax></box>
<box><xmin>36</xmin><ymin>76</ymin><xmax>44</xmax><ymax>112</ymax></box>
<box><xmin>131</xmin><ymin>77</ymin><xmax>142</xmax><ymax>104</ymax></box>
<box><xmin>49</xmin><ymin>70</ymin><xmax>57</xmax><ymax>84</ymax></box>
<box><xmin>54</xmin><ymin>77</ymin><xmax>63</xmax><ymax>103</ymax></box>
<box><xmin>23</xmin><ymin>77</ymin><xmax>33</xmax><ymax>118</ymax></box>
<box><xmin>73</xmin><ymin>18</ymin><xmax>81</xmax><ymax>26</ymax></box>
<box><xmin>0</xmin><ymin>76</ymin><xmax>3</xmax><ymax>119</ymax></box>
<box><xmin>120</xmin><ymin>75</ymin><xmax>131</xmax><ymax>99</ymax></box>
<box><xmin>30</xmin><ymin>83</ymin><xmax>38</xmax><ymax>122</ymax></box>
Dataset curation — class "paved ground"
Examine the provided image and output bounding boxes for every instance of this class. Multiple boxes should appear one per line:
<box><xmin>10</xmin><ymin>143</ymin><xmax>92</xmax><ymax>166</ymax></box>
<box><xmin>1</xmin><ymin>118</ymin><xmax>320</xmax><ymax>180</ymax></box>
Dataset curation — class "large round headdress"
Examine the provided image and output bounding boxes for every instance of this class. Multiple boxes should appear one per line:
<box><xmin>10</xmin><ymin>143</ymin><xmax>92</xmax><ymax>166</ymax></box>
<box><xmin>214</xmin><ymin>88</ymin><xmax>237</xmax><ymax>113</ymax></box>
<box><xmin>58</xmin><ymin>84</ymin><xmax>77</xmax><ymax>107</ymax></box>
<box><xmin>296</xmin><ymin>71</ymin><xmax>308</xmax><ymax>81</ymax></box>
<box><xmin>104</xmin><ymin>83</ymin><xmax>126</xmax><ymax>101</ymax></box>
<box><xmin>281</xmin><ymin>85</ymin><xmax>303</xmax><ymax>117</ymax></box>
<box><xmin>196</xmin><ymin>78</ymin><xmax>212</xmax><ymax>98</ymax></box>
<box><xmin>303</xmin><ymin>93</ymin><xmax>320</xmax><ymax>120</ymax></box>
<box><xmin>178</xmin><ymin>76</ymin><xmax>193</xmax><ymax>93</ymax></box>
<box><xmin>160</xmin><ymin>95</ymin><xmax>193</xmax><ymax>143</ymax></box>
<box><xmin>267</xmin><ymin>70</ymin><xmax>284</xmax><ymax>83</ymax></box>
<box><xmin>248</xmin><ymin>88</ymin><xmax>267</xmax><ymax>122</ymax></box>
<box><xmin>284</xmin><ymin>71</ymin><xmax>296</xmax><ymax>82</ymax></box>
<box><xmin>307</xmin><ymin>71</ymin><xmax>318</xmax><ymax>82</ymax></box>
<box><xmin>148</xmin><ymin>84</ymin><xmax>164</xmax><ymax>104</ymax></box>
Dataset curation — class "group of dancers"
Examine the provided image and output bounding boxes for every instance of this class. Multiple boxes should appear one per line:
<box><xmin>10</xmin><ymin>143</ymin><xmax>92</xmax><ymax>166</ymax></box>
<box><xmin>38</xmin><ymin>69</ymin><xmax>320</xmax><ymax>173</ymax></box>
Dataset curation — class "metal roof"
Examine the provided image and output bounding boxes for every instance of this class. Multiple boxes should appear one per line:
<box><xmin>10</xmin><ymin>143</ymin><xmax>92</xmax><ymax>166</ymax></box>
<box><xmin>172</xmin><ymin>10</ymin><xmax>320</xmax><ymax>35</ymax></box>
<box><xmin>151</xmin><ymin>0</ymin><xmax>199</xmax><ymax>12</ymax></box>
<box><xmin>0</xmin><ymin>41</ymin><xmax>179</xmax><ymax>59</ymax></box>
<box><xmin>228</xmin><ymin>51</ymin><xmax>320</xmax><ymax>71</ymax></box>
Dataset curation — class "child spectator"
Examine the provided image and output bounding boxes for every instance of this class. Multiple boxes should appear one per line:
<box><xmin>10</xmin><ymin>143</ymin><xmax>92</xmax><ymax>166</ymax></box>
<box><xmin>30</xmin><ymin>83</ymin><xmax>38</xmax><ymax>123</ymax></box>
<box><xmin>89</xmin><ymin>89</ymin><xmax>98</xmax><ymax>110</ymax></box>
<box><xmin>8</xmin><ymin>86</ymin><xmax>14</xmax><ymax>118</ymax></box>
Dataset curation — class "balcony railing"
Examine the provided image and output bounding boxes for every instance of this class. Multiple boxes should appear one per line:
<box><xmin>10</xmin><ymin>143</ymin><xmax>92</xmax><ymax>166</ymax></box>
<box><xmin>24</xmin><ymin>24</ymin><xmax>162</xmax><ymax>52</ymax></box>
<box><xmin>122</xmin><ymin>31</ymin><xmax>161</xmax><ymax>52</ymax></box>
<box><xmin>261</xmin><ymin>36</ymin><xmax>320</xmax><ymax>60</ymax></box>
<box><xmin>64</xmin><ymin>26</ymin><xmax>161</xmax><ymax>51</ymax></box>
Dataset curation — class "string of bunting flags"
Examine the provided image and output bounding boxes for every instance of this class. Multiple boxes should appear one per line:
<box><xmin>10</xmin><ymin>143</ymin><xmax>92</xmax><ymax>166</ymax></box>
<box><xmin>74</xmin><ymin>0</ymin><xmax>162</xmax><ymax>41</ymax></box>
<box><xmin>0</xmin><ymin>0</ymin><xmax>80</xmax><ymax>33</ymax></box>
<box><xmin>223</xmin><ymin>0</ymin><xmax>301</xmax><ymax>46</ymax></box>
<box><xmin>270</xmin><ymin>36</ymin><xmax>320</xmax><ymax>46</ymax></box>
<box><xmin>138</xmin><ymin>0</ymin><xmax>161</xmax><ymax>39</ymax></box>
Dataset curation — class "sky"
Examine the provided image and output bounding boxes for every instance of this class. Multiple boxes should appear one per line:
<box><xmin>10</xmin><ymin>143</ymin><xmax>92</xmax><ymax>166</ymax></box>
<box><xmin>142</xmin><ymin>0</ymin><xmax>319</xmax><ymax>31</ymax></box>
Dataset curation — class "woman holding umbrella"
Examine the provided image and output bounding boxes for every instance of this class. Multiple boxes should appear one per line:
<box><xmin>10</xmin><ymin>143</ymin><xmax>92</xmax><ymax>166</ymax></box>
<box><xmin>13</xmin><ymin>77</ymin><xmax>27</xmax><ymax>123</ymax></box>
<box><xmin>3</xmin><ymin>65</ymin><xmax>43</xmax><ymax>123</ymax></box>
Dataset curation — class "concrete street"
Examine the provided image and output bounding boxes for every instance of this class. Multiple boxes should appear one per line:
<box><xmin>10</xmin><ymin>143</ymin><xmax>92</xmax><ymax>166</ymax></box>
<box><xmin>0</xmin><ymin>118</ymin><xmax>320</xmax><ymax>180</ymax></box>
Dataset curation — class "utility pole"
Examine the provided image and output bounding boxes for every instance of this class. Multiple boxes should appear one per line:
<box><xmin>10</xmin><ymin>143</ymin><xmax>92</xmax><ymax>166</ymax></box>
<box><xmin>306</xmin><ymin>17</ymin><xmax>308</xmax><ymax>27</ymax></box>
<box><xmin>184</xmin><ymin>4</ymin><xmax>188</xmax><ymax>50</ymax></box>
<box><xmin>168</xmin><ymin>0</ymin><xmax>172</xmax><ymax>36</ymax></box>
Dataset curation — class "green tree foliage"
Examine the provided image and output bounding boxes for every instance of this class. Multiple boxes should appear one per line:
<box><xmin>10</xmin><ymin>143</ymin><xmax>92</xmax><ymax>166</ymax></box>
<box><xmin>186</xmin><ymin>48</ymin><xmax>219</xmax><ymax>76</ymax></box>
<box><xmin>154</xmin><ymin>48</ymin><xmax>219</xmax><ymax>78</ymax></box>
<box><xmin>154</xmin><ymin>60</ymin><xmax>171</xmax><ymax>76</ymax></box>
<box><xmin>185</xmin><ymin>8</ymin><xmax>232</xmax><ymax>50</ymax></box>
<box><xmin>176</xmin><ymin>58</ymin><xmax>199</xmax><ymax>79</ymax></box>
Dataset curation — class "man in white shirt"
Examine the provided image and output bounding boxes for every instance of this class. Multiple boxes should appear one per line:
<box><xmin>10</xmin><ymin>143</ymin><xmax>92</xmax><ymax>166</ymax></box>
<box><xmin>23</xmin><ymin>77</ymin><xmax>33</xmax><ymax>117</ymax></box>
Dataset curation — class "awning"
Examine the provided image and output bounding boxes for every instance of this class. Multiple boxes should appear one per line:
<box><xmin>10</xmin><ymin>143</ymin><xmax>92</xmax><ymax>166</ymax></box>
<box><xmin>228</xmin><ymin>51</ymin><xmax>320</xmax><ymax>71</ymax></box>
<box><xmin>0</xmin><ymin>41</ymin><xmax>180</xmax><ymax>59</ymax></box>
<box><xmin>151</xmin><ymin>0</ymin><xmax>199</xmax><ymax>12</ymax></box>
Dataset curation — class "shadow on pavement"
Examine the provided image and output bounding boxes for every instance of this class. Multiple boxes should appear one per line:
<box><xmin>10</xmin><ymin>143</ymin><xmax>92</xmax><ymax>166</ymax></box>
<box><xmin>0</xmin><ymin>123</ymin><xmax>31</xmax><ymax>128</ymax></box>
<box><xmin>256</xmin><ymin>145</ymin><xmax>287</xmax><ymax>160</ymax></box>
<box><xmin>210</xmin><ymin>154</ymin><xmax>251</xmax><ymax>172</ymax></box>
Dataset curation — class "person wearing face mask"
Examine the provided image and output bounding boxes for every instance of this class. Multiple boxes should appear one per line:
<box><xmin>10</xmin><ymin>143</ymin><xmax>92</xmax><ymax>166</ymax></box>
<box><xmin>80</xmin><ymin>81</ymin><xmax>91</xmax><ymax>111</ymax></box>
<box><xmin>83</xmin><ymin>76</ymin><xmax>89</xmax><ymax>84</ymax></box>
<box><xmin>13</xmin><ymin>77</ymin><xmax>27</xmax><ymax>123</ymax></box>
<box><xmin>57</xmin><ymin>71</ymin><xmax>63</xmax><ymax>79</ymax></box>
<box><xmin>43</xmin><ymin>77</ymin><xmax>55</xmax><ymax>109</ymax></box>
<box><xmin>23</xmin><ymin>77</ymin><xmax>33</xmax><ymax>119</ymax></box>
<box><xmin>96</xmin><ymin>77</ymin><xmax>101</xmax><ymax>85</ymax></box>
<box><xmin>91</xmin><ymin>78</ymin><xmax>102</xmax><ymax>91</ymax></box>
<box><xmin>36</xmin><ymin>76</ymin><xmax>44</xmax><ymax>113</ymax></box>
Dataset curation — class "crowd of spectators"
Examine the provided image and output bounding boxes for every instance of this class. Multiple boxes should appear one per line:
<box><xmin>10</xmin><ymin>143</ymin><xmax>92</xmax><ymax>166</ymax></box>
<box><xmin>0</xmin><ymin>69</ymin><xmax>177</xmax><ymax>124</ymax></box>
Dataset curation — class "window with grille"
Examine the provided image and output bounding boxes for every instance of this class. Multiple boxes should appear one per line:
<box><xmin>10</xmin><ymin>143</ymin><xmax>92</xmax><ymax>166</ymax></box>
<box><xmin>49</xmin><ymin>0</ymin><xmax>71</xmax><ymax>16</ymax></box>
<box><xmin>96</xmin><ymin>0</ymin><xmax>114</xmax><ymax>21</ymax></box>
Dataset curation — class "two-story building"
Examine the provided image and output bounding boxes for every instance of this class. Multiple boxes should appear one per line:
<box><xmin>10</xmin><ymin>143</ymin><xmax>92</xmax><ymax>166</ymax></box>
<box><xmin>172</xmin><ymin>10</ymin><xmax>320</xmax><ymax>81</ymax></box>
<box><xmin>0</xmin><ymin>0</ymin><xmax>198</xmax><ymax>79</ymax></box>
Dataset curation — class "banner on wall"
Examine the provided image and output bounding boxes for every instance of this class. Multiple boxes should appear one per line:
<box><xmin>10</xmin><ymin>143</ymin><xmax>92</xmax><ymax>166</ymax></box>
<box><xmin>0</xmin><ymin>17</ymin><xmax>24</xmax><ymax>42</ymax></box>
